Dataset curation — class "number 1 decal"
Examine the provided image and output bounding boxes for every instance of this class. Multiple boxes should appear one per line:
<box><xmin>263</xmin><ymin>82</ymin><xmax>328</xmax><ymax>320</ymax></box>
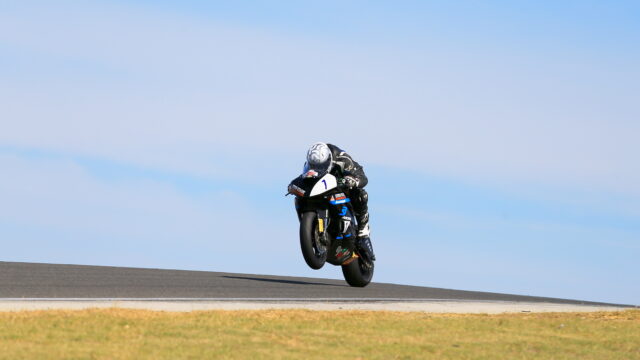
<box><xmin>322</xmin><ymin>179</ymin><xmax>327</xmax><ymax>189</ymax></box>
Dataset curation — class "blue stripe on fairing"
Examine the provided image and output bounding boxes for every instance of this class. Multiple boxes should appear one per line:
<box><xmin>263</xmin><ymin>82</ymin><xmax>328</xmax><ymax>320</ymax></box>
<box><xmin>330</xmin><ymin>198</ymin><xmax>351</xmax><ymax>205</ymax></box>
<box><xmin>336</xmin><ymin>236</ymin><xmax>343</xmax><ymax>240</ymax></box>
<box><xmin>345</xmin><ymin>233</ymin><xmax>352</xmax><ymax>238</ymax></box>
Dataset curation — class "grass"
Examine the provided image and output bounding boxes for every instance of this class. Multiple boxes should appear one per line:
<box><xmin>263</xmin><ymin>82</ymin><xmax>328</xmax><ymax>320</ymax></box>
<box><xmin>0</xmin><ymin>309</ymin><xmax>638</xmax><ymax>359</ymax></box>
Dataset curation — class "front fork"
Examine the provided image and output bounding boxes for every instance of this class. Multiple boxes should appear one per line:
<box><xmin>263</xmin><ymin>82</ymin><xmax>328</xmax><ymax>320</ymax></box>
<box><xmin>315</xmin><ymin>209</ymin><xmax>330</xmax><ymax>246</ymax></box>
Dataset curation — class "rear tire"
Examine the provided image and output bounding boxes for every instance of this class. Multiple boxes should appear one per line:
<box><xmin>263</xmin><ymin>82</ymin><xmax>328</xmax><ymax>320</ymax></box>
<box><xmin>342</xmin><ymin>257</ymin><xmax>374</xmax><ymax>287</ymax></box>
<box><xmin>300</xmin><ymin>212</ymin><xmax>327</xmax><ymax>270</ymax></box>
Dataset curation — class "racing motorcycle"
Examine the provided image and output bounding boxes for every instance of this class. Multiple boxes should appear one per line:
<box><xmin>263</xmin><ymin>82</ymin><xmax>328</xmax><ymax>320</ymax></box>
<box><xmin>287</xmin><ymin>166</ymin><xmax>374</xmax><ymax>287</ymax></box>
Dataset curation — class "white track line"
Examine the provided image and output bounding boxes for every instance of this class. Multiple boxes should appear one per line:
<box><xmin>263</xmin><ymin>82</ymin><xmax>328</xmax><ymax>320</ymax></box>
<box><xmin>0</xmin><ymin>298</ymin><xmax>632</xmax><ymax>313</ymax></box>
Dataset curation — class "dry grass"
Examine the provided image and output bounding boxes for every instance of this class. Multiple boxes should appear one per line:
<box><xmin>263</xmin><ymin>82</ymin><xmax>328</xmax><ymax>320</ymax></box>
<box><xmin>0</xmin><ymin>309</ymin><xmax>638</xmax><ymax>359</ymax></box>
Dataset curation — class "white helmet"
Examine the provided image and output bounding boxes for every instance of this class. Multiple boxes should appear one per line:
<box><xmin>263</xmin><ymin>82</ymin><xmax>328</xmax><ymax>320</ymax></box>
<box><xmin>306</xmin><ymin>142</ymin><xmax>333</xmax><ymax>172</ymax></box>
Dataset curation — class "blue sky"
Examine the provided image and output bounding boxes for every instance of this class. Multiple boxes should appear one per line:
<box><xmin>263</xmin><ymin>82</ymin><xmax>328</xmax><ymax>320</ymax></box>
<box><xmin>1</xmin><ymin>0</ymin><xmax>638</xmax><ymax>304</ymax></box>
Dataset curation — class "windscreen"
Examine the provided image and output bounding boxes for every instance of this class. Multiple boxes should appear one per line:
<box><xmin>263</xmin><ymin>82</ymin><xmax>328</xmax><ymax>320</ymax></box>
<box><xmin>302</xmin><ymin>161</ymin><xmax>332</xmax><ymax>176</ymax></box>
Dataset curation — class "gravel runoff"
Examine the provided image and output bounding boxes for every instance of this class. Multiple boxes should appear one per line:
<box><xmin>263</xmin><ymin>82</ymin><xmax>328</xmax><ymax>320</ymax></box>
<box><xmin>0</xmin><ymin>299</ymin><xmax>630</xmax><ymax>313</ymax></box>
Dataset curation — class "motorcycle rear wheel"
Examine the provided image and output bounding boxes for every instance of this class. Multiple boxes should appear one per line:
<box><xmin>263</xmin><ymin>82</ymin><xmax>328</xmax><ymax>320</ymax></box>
<box><xmin>342</xmin><ymin>257</ymin><xmax>374</xmax><ymax>287</ymax></box>
<box><xmin>300</xmin><ymin>212</ymin><xmax>327</xmax><ymax>270</ymax></box>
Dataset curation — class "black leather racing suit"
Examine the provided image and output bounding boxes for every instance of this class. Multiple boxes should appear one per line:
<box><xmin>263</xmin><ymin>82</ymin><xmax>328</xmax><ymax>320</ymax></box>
<box><xmin>325</xmin><ymin>144</ymin><xmax>370</xmax><ymax>237</ymax></box>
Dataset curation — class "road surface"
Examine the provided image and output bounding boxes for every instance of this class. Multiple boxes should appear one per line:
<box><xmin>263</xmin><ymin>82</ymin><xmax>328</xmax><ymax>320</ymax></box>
<box><xmin>0</xmin><ymin>262</ymin><xmax>634</xmax><ymax>312</ymax></box>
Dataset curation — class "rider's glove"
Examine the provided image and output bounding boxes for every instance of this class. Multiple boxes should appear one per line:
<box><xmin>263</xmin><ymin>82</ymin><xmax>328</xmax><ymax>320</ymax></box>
<box><xmin>341</xmin><ymin>176</ymin><xmax>359</xmax><ymax>189</ymax></box>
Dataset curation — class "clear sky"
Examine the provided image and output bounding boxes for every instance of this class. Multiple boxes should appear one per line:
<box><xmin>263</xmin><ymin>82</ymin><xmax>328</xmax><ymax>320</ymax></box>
<box><xmin>1</xmin><ymin>0</ymin><xmax>638</xmax><ymax>304</ymax></box>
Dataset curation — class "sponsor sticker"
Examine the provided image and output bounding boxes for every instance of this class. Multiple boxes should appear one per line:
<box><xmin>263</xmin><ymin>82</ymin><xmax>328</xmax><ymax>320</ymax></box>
<box><xmin>329</xmin><ymin>192</ymin><xmax>349</xmax><ymax>204</ymax></box>
<box><xmin>335</xmin><ymin>247</ymin><xmax>350</xmax><ymax>258</ymax></box>
<box><xmin>342</xmin><ymin>218</ymin><xmax>351</xmax><ymax>233</ymax></box>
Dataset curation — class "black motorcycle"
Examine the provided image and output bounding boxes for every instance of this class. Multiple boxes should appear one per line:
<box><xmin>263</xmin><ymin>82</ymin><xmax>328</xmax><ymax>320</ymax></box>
<box><xmin>287</xmin><ymin>166</ymin><xmax>374</xmax><ymax>287</ymax></box>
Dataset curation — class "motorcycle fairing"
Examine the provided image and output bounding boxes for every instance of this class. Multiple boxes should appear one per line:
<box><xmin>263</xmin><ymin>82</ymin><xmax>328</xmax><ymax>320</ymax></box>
<box><xmin>326</xmin><ymin>202</ymin><xmax>357</xmax><ymax>265</ymax></box>
<box><xmin>289</xmin><ymin>172</ymin><xmax>358</xmax><ymax>265</ymax></box>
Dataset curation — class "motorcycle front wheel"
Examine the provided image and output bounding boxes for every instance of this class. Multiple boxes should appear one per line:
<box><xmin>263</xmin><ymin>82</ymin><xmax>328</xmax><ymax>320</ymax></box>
<box><xmin>342</xmin><ymin>257</ymin><xmax>374</xmax><ymax>287</ymax></box>
<box><xmin>300</xmin><ymin>212</ymin><xmax>327</xmax><ymax>269</ymax></box>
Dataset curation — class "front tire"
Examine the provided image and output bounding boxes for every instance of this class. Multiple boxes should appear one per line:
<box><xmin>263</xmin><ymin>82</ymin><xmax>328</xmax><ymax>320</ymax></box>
<box><xmin>300</xmin><ymin>212</ymin><xmax>327</xmax><ymax>269</ymax></box>
<box><xmin>342</xmin><ymin>257</ymin><xmax>374</xmax><ymax>287</ymax></box>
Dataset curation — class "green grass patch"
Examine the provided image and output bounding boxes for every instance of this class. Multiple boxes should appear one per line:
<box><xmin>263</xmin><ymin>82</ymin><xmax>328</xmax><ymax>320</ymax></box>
<box><xmin>0</xmin><ymin>309</ymin><xmax>638</xmax><ymax>359</ymax></box>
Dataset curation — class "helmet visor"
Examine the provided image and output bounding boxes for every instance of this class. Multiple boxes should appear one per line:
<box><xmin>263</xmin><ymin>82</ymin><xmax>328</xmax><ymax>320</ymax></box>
<box><xmin>303</xmin><ymin>160</ymin><xmax>333</xmax><ymax>175</ymax></box>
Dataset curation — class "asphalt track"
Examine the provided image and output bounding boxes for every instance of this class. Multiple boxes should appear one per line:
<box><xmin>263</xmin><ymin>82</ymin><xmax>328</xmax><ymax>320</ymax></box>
<box><xmin>1</xmin><ymin>261</ymin><xmax>634</xmax><ymax>308</ymax></box>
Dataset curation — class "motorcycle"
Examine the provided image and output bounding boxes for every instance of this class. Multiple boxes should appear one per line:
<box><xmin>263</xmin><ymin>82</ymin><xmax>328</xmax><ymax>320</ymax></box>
<box><xmin>287</xmin><ymin>166</ymin><xmax>374</xmax><ymax>287</ymax></box>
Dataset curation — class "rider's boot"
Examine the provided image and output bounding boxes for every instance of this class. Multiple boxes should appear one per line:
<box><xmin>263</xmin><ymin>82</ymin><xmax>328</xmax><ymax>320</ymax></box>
<box><xmin>356</xmin><ymin>220</ymin><xmax>376</xmax><ymax>261</ymax></box>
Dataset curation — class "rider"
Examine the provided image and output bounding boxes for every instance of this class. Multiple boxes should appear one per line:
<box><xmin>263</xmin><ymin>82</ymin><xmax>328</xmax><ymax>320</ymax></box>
<box><xmin>304</xmin><ymin>142</ymin><xmax>376</xmax><ymax>261</ymax></box>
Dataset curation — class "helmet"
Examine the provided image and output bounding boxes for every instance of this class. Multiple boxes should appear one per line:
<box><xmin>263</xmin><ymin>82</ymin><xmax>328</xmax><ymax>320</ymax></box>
<box><xmin>306</xmin><ymin>142</ymin><xmax>333</xmax><ymax>173</ymax></box>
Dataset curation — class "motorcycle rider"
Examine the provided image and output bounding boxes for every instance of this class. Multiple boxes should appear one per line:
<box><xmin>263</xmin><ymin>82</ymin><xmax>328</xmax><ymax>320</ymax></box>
<box><xmin>303</xmin><ymin>142</ymin><xmax>376</xmax><ymax>261</ymax></box>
